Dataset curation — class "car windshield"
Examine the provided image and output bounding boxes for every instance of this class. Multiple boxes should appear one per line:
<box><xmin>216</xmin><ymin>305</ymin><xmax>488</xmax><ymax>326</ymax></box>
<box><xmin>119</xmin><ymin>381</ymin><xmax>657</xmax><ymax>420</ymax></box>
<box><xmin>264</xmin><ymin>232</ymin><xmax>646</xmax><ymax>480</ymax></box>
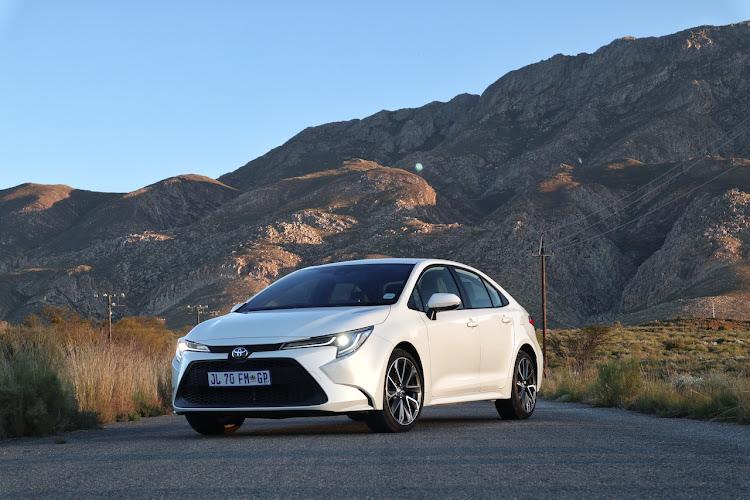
<box><xmin>238</xmin><ymin>263</ymin><xmax>415</xmax><ymax>311</ymax></box>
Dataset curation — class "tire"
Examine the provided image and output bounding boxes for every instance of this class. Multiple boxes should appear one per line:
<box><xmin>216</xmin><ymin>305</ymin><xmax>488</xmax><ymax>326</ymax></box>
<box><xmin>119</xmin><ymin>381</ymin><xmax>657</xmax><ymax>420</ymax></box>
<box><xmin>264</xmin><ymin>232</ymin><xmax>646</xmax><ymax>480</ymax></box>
<box><xmin>185</xmin><ymin>414</ymin><xmax>245</xmax><ymax>435</ymax></box>
<box><xmin>366</xmin><ymin>349</ymin><xmax>424</xmax><ymax>433</ymax></box>
<box><xmin>495</xmin><ymin>350</ymin><xmax>537</xmax><ymax>420</ymax></box>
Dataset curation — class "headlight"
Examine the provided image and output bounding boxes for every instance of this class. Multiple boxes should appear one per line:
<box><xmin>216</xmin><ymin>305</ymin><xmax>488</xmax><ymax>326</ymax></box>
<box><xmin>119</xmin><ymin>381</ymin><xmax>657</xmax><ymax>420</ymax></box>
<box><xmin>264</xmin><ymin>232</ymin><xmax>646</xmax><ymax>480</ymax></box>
<box><xmin>281</xmin><ymin>326</ymin><xmax>373</xmax><ymax>358</ymax></box>
<box><xmin>175</xmin><ymin>338</ymin><xmax>210</xmax><ymax>362</ymax></box>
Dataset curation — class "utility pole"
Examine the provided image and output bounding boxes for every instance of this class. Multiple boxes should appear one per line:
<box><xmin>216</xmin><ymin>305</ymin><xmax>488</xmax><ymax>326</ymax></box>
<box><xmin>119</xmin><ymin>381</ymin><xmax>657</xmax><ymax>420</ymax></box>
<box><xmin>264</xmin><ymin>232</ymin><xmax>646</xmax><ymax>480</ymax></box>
<box><xmin>533</xmin><ymin>233</ymin><xmax>553</xmax><ymax>379</ymax></box>
<box><xmin>94</xmin><ymin>292</ymin><xmax>125</xmax><ymax>342</ymax></box>
<box><xmin>187</xmin><ymin>305</ymin><xmax>209</xmax><ymax>325</ymax></box>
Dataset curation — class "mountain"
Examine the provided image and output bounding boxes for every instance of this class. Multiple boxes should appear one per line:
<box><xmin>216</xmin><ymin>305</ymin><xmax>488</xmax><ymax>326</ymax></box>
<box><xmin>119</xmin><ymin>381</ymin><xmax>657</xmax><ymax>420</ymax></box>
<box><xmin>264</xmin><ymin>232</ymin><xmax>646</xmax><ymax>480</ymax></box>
<box><xmin>2</xmin><ymin>21</ymin><xmax>750</xmax><ymax>328</ymax></box>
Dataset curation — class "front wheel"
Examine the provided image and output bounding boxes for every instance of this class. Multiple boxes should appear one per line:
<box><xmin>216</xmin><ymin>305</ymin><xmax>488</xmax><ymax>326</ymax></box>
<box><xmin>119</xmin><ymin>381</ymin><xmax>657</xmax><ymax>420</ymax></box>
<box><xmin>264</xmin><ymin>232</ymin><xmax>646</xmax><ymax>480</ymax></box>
<box><xmin>495</xmin><ymin>351</ymin><xmax>537</xmax><ymax>419</ymax></box>
<box><xmin>185</xmin><ymin>414</ymin><xmax>245</xmax><ymax>435</ymax></box>
<box><xmin>366</xmin><ymin>349</ymin><xmax>423</xmax><ymax>433</ymax></box>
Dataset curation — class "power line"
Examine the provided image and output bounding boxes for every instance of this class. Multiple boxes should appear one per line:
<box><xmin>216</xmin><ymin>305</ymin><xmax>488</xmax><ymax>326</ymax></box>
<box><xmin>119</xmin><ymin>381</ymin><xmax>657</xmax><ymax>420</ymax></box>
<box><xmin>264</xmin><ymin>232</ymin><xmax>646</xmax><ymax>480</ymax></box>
<box><xmin>554</xmin><ymin>160</ymin><xmax>746</xmax><ymax>252</ymax></box>
<box><xmin>187</xmin><ymin>304</ymin><xmax>209</xmax><ymax>325</ymax></box>
<box><xmin>548</xmin><ymin>116</ymin><xmax>750</xmax><ymax>246</ymax></box>
<box><xmin>94</xmin><ymin>292</ymin><xmax>125</xmax><ymax>342</ymax></box>
<box><xmin>550</xmin><ymin>118</ymin><xmax>750</xmax><ymax>246</ymax></box>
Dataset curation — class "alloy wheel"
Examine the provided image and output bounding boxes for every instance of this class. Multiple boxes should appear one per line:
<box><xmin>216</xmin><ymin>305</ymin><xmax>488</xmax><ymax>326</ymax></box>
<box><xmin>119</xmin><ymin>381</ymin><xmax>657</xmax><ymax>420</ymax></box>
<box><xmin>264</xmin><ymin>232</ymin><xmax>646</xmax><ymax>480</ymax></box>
<box><xmin>517</xmin><ymin>356</ymin><xmax>537</xmax><ymax>413</ymax></box>
<box><xmin>385</xmin><ymin>356</ymin><xmax>422</xmax><ymax>426</ymax></box>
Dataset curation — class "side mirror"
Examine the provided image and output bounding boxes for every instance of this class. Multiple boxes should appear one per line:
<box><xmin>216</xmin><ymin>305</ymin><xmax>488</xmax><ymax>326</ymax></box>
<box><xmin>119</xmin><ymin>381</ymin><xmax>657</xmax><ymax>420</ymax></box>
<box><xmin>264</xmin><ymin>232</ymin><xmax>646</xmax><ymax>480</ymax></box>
<box><xmin>230</xmin><ymin>303</ymin><xmax>244</xmax><ymax>313</ymax></box>
<box><xmin>426</xmin><ymin>293</ymin><xmax>461</xmax><ymax>320</ymax></box>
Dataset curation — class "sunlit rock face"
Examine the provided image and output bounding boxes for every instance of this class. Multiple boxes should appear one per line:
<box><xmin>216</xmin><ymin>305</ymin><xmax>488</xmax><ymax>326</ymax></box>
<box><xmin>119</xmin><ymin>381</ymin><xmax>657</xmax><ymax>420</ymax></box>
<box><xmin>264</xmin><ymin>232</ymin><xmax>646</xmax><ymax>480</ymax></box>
<box><xmin>2</xmin><ymin>22</ymin><xmax>750</xmax><ymax>328</ymax></box>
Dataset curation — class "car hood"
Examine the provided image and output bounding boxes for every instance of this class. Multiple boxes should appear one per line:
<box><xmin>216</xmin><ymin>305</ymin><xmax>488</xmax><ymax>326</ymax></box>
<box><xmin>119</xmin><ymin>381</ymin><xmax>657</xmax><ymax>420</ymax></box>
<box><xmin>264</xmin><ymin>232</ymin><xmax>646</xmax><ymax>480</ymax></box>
<box><xmin>186</xmin><ymin>306</ymin><xmax>391</xmax><ymax>345</ymax></box>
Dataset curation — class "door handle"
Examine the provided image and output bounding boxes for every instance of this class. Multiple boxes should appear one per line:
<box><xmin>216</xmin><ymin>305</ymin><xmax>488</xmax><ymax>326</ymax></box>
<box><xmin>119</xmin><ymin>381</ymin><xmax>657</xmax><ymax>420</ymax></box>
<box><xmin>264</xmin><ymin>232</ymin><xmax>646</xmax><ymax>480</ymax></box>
<box><xmin>467</xmin><ymin>318</ymin><xmax>479</xmax><ymax>328</ymax></box>
<box><xmin>501</xmin><ymin>317</ymin><xmax>512</xmax><ymax>324</ymax></box>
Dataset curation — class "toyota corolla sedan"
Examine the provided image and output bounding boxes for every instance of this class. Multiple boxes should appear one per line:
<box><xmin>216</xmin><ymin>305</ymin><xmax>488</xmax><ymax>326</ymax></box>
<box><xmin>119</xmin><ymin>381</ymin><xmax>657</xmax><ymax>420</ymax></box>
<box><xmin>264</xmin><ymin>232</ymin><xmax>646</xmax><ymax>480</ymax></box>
<box><xmin>172</xmin><ymin>258</ymin><xmax>542</xmax><ymax>434</ymax></box>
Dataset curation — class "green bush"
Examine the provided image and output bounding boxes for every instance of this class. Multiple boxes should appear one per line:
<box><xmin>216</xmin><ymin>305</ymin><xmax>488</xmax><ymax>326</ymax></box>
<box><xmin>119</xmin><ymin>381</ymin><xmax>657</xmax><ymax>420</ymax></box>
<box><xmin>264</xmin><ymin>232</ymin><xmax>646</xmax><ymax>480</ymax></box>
<box><xmin>0</xmin><ymin>349</ymin><xmax>98</xmax><ymax>438</ymax></box>
<box><xmin>594</xmin><ymin>358</ymin><xmax>643</xmax><ymax>407</ymax></box>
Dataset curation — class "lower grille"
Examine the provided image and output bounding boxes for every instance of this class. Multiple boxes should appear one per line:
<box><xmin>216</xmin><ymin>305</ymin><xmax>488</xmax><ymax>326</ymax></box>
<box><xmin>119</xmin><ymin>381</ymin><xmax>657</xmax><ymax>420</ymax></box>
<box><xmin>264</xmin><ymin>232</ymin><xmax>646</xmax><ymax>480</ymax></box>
<box><xmin>175</xmin><ymin>358</ymin><xmax>328</xmax><ymax>408</ymax></box>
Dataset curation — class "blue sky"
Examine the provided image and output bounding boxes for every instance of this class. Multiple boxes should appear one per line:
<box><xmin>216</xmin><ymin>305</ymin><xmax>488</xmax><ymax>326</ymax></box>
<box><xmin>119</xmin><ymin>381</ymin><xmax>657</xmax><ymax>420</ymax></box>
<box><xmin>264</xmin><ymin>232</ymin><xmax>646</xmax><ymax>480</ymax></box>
<box><xmin>1</xmin><ymin>1</ymin><xmax>748</xmax><ymax>193</ymax></box>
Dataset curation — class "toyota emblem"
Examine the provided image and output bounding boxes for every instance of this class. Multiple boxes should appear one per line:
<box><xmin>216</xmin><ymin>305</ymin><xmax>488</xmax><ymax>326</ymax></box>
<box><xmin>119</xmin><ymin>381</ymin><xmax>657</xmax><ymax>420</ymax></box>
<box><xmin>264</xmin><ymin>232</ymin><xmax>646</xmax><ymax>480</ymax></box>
<box><xmin>231</xmin><ymin>347</ymin><xmax>249</xmax><ymax>359</ymax></box>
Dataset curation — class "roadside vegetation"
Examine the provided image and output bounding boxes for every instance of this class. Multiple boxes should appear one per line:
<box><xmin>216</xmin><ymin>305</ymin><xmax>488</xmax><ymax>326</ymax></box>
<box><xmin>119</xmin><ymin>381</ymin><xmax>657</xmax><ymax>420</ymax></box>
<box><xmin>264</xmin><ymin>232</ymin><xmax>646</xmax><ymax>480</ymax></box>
<box><xmin>0</xmin><ymin>307</ymin><xmax>181</xmax><ymax>439</ymax></box>
<box><xmin>3</xmin><ymin>308</ymin><xmax>749</xmax><ymax>439</ymax></box>
<box><xmin>540</xmin><ymin>318</ymin><xmax>750</xmax><ymax>424</ymax></box>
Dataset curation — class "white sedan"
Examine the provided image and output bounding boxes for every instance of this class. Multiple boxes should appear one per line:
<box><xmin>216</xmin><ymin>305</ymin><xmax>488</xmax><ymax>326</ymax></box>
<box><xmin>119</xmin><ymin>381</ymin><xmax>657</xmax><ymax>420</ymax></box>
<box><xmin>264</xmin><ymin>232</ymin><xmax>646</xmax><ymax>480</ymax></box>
<box><xmin>172</xmin><ymin>258</ymin><xmax>542</xmax><ymax>434</ymax></box>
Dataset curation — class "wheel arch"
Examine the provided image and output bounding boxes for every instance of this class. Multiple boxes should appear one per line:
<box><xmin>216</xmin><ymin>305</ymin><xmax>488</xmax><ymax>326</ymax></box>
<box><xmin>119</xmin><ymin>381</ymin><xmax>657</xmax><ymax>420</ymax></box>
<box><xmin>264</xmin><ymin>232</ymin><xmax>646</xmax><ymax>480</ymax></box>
<box><xmin>394</xmin><ymin>341</ymin><xmax>423</xmax><ymax>374</ymax></box>
<box><xmin>518</xmin><ymin>342</ymin><xmax>542</xmax><ymax>390</ymax></box>
<box><xmin>393</xmin><ymin>341</ymin><xmax>430</xmax><ymax>403</ymax></box>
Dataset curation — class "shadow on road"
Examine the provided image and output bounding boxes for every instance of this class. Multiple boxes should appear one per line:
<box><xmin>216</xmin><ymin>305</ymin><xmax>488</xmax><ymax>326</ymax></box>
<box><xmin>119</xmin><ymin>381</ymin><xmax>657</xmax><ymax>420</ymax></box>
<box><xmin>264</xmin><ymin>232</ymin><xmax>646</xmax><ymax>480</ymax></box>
<box><xmin>174</xmin><ymin>414</ymin><xmax>510</xmax><ymax>438</ymax></box>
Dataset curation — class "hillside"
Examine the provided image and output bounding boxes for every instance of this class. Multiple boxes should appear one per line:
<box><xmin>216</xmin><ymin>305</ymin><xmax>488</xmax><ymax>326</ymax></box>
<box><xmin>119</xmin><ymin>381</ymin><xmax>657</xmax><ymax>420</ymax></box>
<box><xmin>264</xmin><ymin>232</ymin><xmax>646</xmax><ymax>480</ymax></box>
<box><xmin>1</xmin><ymin>21</ymin><xmax>750</xmax><ymax>327</ymax></box>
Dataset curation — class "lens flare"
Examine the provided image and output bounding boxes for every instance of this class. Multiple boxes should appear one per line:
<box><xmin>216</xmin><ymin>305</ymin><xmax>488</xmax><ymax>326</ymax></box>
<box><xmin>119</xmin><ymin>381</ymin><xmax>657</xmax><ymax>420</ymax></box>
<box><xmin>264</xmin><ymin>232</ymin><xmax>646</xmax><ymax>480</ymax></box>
<box><xmin>415</xmin><ymin>163</ymin><xmax>424</xmax><ymax>172</ymax></box>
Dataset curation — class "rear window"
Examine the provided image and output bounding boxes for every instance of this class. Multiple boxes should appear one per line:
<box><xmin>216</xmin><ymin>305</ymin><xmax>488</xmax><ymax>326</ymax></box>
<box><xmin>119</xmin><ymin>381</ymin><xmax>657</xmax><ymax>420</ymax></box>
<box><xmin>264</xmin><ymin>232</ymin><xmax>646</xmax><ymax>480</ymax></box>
<box><xmin>454</xmin><ymin>267</ymin><xmax>493</xmax><ymax>308</ymax></box>
<box><xmin>238</xmin><ymin>263</ymin><xmax>415</xmax><ymax>311</ymax></box>
<box><xmin>482</xmin><ymin>277</ymin><xmax>509</xmax><ymax>307</ymax></box>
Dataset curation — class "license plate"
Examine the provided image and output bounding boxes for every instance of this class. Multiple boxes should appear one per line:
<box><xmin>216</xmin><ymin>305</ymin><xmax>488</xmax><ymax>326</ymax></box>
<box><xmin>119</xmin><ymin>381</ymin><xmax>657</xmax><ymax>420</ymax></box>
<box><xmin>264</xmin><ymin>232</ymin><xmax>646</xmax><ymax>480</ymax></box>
<box><xmin>207</xmin><ymin>370</ymin><xmax>271</xmax><ymax>387</ymax></box>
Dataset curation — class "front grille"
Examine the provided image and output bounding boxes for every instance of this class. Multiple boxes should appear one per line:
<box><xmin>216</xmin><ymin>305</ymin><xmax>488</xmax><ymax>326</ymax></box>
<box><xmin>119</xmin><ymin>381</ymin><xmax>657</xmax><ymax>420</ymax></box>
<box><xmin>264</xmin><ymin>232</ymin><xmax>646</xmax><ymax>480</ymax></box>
<box><xmin>175</xmin><ymin>358</ymin><xmax>328</xmax><ymax>408</ymax></box>
<box><xmin>208</xmin><ymin>343</ymin><xmax>281</xmax><ymax>354</ymax></box>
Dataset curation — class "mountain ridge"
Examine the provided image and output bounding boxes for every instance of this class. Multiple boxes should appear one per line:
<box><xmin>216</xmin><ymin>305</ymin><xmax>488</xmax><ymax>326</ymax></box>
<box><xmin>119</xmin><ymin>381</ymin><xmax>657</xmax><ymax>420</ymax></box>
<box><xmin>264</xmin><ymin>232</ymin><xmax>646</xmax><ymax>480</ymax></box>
<box><xmin>2</xmin><ymin>21</ymin><xmax>750</xmax><ymax>328</ymax></box>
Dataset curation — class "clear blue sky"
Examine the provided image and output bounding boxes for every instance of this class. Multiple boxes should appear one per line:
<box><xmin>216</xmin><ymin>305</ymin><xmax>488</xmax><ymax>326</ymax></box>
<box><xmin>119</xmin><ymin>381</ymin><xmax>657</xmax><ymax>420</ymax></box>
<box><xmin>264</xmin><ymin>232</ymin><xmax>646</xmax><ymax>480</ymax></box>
<box><xmin>1</xmin><ymin>0</ymin><xmax>748</xmax><ymax>193</ymax></box>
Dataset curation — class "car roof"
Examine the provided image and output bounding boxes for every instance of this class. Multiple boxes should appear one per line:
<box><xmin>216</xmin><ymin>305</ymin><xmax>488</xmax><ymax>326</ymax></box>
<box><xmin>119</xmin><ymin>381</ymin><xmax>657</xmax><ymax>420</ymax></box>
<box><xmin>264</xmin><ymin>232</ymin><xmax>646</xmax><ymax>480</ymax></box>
<box><xmin>313</xmin><ymin>258</ymin><xmax>463</xmax><ymax>268</ymax></box>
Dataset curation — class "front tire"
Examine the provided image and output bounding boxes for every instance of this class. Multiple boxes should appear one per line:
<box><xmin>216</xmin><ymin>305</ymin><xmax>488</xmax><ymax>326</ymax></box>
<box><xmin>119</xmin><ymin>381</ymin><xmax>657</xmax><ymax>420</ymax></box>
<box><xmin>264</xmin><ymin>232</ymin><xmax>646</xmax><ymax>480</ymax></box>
<box><xmin>495</xmin><ymin>351</ymin><xmax>537</xmax><ymax>419</ymax></box>
<box><xmin>185</xmin><ymin>414</ymin><xmax>245</xmax><ymax>435</ymax></box>
<box><xmin>366</xmin><ymin>349</ymin><xmax>423</xmax><ymax>433</ymax></box>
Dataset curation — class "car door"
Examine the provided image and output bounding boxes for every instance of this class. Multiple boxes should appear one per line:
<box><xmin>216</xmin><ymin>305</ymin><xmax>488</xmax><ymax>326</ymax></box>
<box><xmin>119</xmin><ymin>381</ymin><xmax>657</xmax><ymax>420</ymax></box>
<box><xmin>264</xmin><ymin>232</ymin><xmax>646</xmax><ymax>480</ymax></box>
<box><xmin>451</xmin><ymin>267</ymin><xmax>515</xmax><ymax>393</ymax></box>
<box><xmin>414</xmin><ymin>265</ymin><xmax>481</xmax><ymax>399</ymax></box>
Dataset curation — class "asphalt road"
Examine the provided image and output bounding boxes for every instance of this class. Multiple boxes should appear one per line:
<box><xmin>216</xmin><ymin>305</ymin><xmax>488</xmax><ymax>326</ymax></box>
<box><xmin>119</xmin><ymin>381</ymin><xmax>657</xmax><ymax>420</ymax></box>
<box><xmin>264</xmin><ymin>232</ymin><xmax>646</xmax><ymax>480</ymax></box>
<box><xmin>1</xmin><ymin>400</ymin><xmax>748</xmax><ymax>499</ymax></box>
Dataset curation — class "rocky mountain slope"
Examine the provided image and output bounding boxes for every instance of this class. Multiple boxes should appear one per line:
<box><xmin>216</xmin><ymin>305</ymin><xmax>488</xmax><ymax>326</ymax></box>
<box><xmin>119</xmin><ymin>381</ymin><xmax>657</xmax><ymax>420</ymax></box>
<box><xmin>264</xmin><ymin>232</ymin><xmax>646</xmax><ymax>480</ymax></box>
<box><xmin>2</xmin><ymin>21</ymin><xmax>749</xmax><ymax>328</ymax></box>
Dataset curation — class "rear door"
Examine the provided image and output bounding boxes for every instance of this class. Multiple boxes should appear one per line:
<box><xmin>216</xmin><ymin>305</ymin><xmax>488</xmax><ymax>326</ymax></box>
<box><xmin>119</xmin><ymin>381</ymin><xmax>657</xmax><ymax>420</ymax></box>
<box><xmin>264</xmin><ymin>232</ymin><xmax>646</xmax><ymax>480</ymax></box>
<box><xmin>451</xmin><ymin>267</ymin><xmax>515</xmax><ymax>392</ymax></box>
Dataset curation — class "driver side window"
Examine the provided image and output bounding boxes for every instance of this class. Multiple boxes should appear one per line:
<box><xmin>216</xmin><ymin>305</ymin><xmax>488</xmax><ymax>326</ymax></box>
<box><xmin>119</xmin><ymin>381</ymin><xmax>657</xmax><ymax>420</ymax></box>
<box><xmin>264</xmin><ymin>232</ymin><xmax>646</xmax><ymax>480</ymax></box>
<box><xmin>414</xmin><ymin>266</ymin><xmax>463</xmax><ymax>311</ymax></box>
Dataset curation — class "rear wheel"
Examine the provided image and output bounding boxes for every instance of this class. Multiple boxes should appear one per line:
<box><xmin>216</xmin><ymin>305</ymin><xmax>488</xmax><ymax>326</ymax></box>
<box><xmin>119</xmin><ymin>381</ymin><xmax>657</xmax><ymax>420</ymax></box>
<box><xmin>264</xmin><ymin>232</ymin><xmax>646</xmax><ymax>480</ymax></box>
<box><xmin>495</xmin><ymin>351</ymin><xmax>537</xmax><ymax>419</ymax></box>
<box><xmin>185</xmin><ymin>414</ymin><xmax>245</xmax><ymax>435</ymax></box>
<box><xmin>366</xmin><ymin>349</ymin><xmax>423</xmax><ymax>433</ymax></box>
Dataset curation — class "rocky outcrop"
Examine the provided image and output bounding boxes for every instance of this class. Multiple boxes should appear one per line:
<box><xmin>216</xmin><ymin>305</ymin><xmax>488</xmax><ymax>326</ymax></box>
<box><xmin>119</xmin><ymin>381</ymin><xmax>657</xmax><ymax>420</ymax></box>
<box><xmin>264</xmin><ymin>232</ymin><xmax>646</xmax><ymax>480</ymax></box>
<box><xmin>620</xmin><ymin>186</ymin><xmax>750</xmax><ymax>312</ymax></box>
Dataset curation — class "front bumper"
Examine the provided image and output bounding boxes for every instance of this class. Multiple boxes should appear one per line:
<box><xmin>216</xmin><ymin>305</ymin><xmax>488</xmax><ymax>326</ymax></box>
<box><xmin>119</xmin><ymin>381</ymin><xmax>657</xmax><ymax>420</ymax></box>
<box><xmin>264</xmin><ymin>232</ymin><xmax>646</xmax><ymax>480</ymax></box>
<box><xmin>172</xmin><ymin>334</ymin><xmax>393</xmax><ymax>416</ymax></box>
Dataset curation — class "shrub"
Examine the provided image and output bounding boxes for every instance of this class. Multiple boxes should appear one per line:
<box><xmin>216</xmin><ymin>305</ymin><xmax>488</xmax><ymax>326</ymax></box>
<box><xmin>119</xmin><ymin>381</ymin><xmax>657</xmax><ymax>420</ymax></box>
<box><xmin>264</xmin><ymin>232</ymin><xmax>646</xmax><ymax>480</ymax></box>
<box><xmin>0</xmin><ymin>341</ymin><xmax>98</xmax><ymax>438</ymax></box>
<box><xmin>594</xmin><ymin>358</ymin><xmax>643</xmax><ymax>407</ymax></box>
<box><xmin>547</xmin><ymin>324</ymin><xmax>615</xmax><ymax>372</ymax></box>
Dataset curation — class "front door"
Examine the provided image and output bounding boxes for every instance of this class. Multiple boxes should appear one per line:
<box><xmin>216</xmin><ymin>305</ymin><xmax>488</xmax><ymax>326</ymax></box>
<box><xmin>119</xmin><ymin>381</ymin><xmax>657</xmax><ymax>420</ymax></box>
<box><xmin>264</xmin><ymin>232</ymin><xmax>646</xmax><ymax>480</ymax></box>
<box><xmin>414</xmin><ymin>266</ymin><xmax>480</xmax><ymax>398</ymax></box>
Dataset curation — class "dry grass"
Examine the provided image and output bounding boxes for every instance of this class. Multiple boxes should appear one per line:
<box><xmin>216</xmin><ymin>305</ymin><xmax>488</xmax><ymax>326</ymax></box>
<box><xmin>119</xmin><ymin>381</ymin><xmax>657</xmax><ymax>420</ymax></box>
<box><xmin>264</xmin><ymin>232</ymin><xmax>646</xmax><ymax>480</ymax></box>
<box><xmin>62</xmin><ymin>340</ymin><xmax>172</xmax><ymax>422</ymax></box>
<box><xmin>630</xmin><ymin>373</ymin><xmax>750</xmax><ymax>423</ymax></box>
<box><xmin>540</xmin><ymin>318</ymin><xmax>750</xmax><ymax>424</ymax></box>
<box><xmin>1</xmin><ymin>307</ymin><xmax>178</xmax><ymax>438</ymax></box>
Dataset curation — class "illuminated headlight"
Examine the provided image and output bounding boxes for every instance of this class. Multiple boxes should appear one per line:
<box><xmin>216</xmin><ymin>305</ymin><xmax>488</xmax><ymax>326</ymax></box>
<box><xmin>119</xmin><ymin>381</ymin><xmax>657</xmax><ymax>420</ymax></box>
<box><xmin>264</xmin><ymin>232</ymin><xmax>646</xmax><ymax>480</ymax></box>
<box><xmin>175</xmin><ymin>338</ymin><xmax>210</xmax><ymax>362</ymax></box>
<box><xmin>281</xmin><ymin>326</ymin><xmax>373</xmax><ymax>358</ymax></box>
